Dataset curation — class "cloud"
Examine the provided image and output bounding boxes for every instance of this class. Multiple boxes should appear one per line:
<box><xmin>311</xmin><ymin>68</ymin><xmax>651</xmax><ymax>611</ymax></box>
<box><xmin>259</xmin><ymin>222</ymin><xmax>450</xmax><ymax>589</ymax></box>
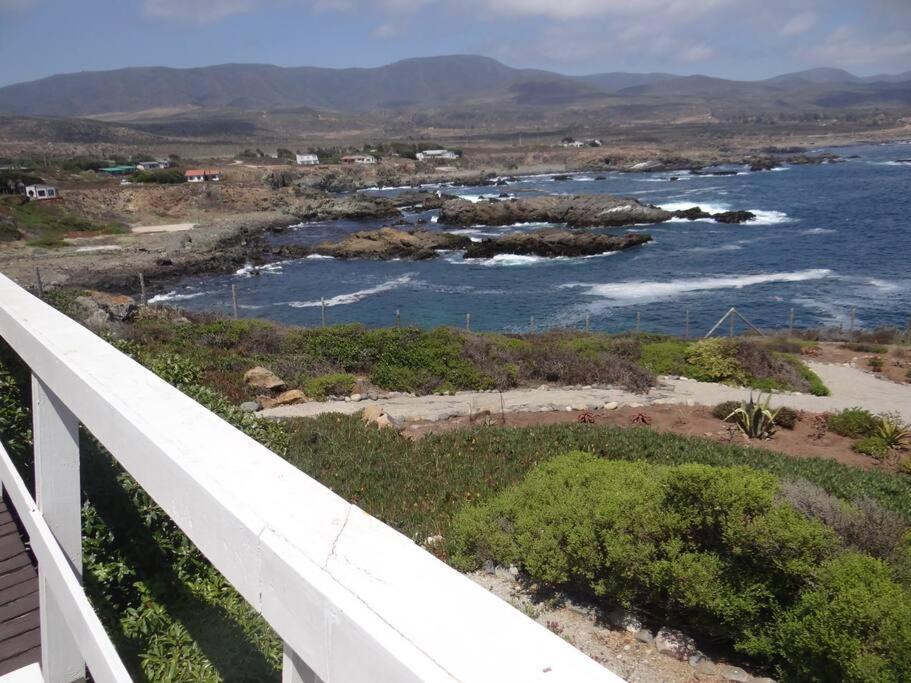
<box><xmin>680</xmin><ymin>43</ymin><xmax>715</xmax><ymax>62</ymax></box>
<box><xmin>779</xmin><ymin>11</ymin><xmax>816</xmax><ymax>36</ymax></box>
<box><xmin>482</xmin><ymin>0</ymin><xmax>733</xmax><ymax>20</ymax></box>
<box><xmin>142</xmin><ymin>0</ymin><xmax>260</xmax><ymax>23</ymax></box>
<box><xmin>802</xmin><ymin>26</ymin><xmax>911</xmax><ymax>66</ymax></box>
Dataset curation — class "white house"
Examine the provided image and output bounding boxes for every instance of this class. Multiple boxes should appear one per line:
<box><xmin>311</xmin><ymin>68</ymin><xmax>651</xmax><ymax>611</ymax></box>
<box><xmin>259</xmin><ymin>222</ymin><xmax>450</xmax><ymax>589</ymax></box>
<box><xmin>416</xmin><ymin>149</ymin><xmax>459</xmax><ymax>161</ymax></box>
<box><xmin>136</xmin><ymin>160</ymin><xmax>171</xmax><ymax>171</ymax></box>
<box><xmin>185</xmin><ymin>169</ymin><xmax>221</xmax><ymax>183</ymax></box>
<box><xmin>24</xmin><ymin>184</ymin><xmax>57</xmax><ymax>200</ymax></box>
<box><xmin>296</xmin><ymin>153</ymin><xmax>319</xmax><ymax>166</ymax></box>
<box><xmin>341</xmin><ymin>154</ymin><xmax>376</xmax><ymax>165</ymax></box>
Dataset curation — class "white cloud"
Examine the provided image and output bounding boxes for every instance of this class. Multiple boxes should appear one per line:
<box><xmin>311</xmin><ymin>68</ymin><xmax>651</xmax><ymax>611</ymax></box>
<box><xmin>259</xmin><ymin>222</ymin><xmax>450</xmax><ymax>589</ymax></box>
<box><xmin>680</xmin><ymin>43</ymin><xmax>715</xmax><ymax>62</ymax></box>
<box><xmin>142</xmin><ymin>0</ymin><xmax>260</xmax><ymax>23</ymax></box>
<box><xmin>780</xmin><ymin>11</ymin><xmax>816</xmax><ymax>36</ymax></box>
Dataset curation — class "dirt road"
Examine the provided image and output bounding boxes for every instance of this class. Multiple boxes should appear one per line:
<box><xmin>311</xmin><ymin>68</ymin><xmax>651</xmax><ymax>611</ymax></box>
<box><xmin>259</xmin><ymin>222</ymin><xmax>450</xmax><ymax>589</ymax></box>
<box><xmin>260</xmin><ymin>362</ymin><xmax>911</xmax><ymax>423</ymax></box>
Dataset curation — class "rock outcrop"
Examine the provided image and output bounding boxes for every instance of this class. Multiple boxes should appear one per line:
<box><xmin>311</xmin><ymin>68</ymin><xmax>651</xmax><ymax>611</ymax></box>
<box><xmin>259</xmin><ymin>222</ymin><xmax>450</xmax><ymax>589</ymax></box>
<box><xmin>464</xmin><ymin>230</ymin><xmax>651</xmax><ymax>258</ymax></box>
<box><xmin>314</xmin><ymin>227</ymin><xmax>471</xmax><ymax>260</ymax></box>
<box><xmin>439</xmin><ymin>195</ymin><xmax>672</xmax><ymax>228</ymax></box>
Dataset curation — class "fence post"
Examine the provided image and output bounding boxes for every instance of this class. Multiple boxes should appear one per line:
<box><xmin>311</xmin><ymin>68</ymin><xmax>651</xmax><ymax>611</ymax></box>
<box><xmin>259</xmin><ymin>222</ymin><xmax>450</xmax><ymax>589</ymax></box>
<box><xmin>635</xmin><ymin>311</ymin><xmax>640</xmax><ymax>333</ymax></box>
<box><xmin>139</xmin><ymin>273</ymin><xmax>146</xmax><ymax>306</ymax></box>
<box><xmin>684</xmin><ymin>308</ymin><xmax>690</xmax><ymax>340</ymax></box>
<box><xmin>729</xmin><ymin>310</ymin><xmax>735</xmax><ymax>338</ymax></box>
<box><xmin>789</xmin><ymin>308</ymin><xmax>795</xmax><ymax>336</ymax></box>
<box><xmin>465</xmin><ymin>312</ymin><xmax>471</xmax><ymax>331</ymax></box>
<box><xmin>32</xmin><ymin>376</ymin><xmax>85</xmax><ymax>683</ymax></box>
<box><xmin>231</xmin><ymin>284</ymin><xmax>239</xmax><ymax>319</ymax></box>
<box><xmin>282</xmin><ymin>642</ymin><xmax>323</xmax><ymax>683</ymax></box>
<box><xmin>35</xmin><ymin>267</ymin><xmax>44</xmax><ymax>299</ymax></box>
<box><xmin>320</xmin><ymin>298</ymin><xmax>326</xmax><ymax>328</ymax></box>
<box><xmin>395</xmin><ymin>309</ymin><xmax>401</xmax><ymax>329</ymax></box>
<box><xmin>849</xmin><ymin>308</ymin><xmax>856</xmax><ymax>334</ymax></box>
<box><xmin>530</xmin><ymin>316</ymin><xmax>536</xmax><ymax>334</ymax></box>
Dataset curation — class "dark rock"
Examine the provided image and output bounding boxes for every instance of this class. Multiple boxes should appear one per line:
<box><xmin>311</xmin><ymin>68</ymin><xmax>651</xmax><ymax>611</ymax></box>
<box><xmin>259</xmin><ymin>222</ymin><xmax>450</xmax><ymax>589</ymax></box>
<box><xmin>713</xmin><ymin>210</ymin><xmax>756</xmax><ymax>224</ymax></box>
<box><xmin>673</xmin><ymin>207</ymin><xmax>712</xmax><ymax>221</ymax></box>
<box><xmin>439</xmin><ymin>195</ymin><xmax>672</xmax><ymax>228</ymax></box>
<box><xmin>464</xmin><ymin>229</ymin><xmax>651</xmax><ymax>259</ymax></box>
<box><xmin>314</xmin><ymin>227</ymin><xmax>470</xmax><ymax>260</ymax></box>
<box><xmin>551</xmin><ymin>174</ymin><xmax>572</xmax><ymax>181</ymax></box>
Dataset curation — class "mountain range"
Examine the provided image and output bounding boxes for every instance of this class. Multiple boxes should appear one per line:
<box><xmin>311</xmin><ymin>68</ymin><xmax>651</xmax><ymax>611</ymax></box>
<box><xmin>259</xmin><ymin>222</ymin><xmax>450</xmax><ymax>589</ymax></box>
<box><xmin>1</xmin><ymin>56</ymin><xmax>909</xmax><ymax>118</ymax></box>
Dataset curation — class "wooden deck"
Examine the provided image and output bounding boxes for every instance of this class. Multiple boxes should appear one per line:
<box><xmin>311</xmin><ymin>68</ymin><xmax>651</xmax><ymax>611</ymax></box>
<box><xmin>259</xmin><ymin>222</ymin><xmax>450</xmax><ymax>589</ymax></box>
<box><xmin>0</xmin><ymin>495</ymin><xmax>40</xmax><ymax>677</ymax></box>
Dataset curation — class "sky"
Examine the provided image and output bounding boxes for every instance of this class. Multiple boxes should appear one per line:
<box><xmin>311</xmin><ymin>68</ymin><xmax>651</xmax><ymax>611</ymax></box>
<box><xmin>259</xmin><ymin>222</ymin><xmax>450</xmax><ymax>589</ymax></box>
<box><xmin>0</xmin><ymin>0</ymin><xmax>909</xmax><ymax>87</ymax></box>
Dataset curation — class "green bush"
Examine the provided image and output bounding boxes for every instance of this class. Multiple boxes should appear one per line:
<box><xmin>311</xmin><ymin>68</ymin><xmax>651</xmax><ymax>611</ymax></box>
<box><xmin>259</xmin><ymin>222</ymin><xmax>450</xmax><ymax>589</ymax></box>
<box><xmin>842</xmin><ymin>342</ymin><xmax>888</xmax><ymax>354</ymax></box>
<box><xmin>685</xmin><ymin>339</ymin><xmax>746</xmax><ymax>384</ymax></box>
<box><xmin>304</xmin><ymin>373</ymin><xmax>356</xmax><ymax>400</ymax></box>
<box><xmin>759</xmin><ymin>553</ymin><xmax>911</xmax><ymax>682</ymax></box>
<box><xmin>131</xmin><ymin>169</ymin><xmax>186</xmax><ymax>184</ymax></box>
<box><xmin>775</xmin><ymin>406</ymin><xmax>799</xmax><ymax>430</ymax></box>
<box><xmin>449</xmin><ymin>453</ymin><xmax>836</xmax><ymax>648</ymax></box>
<box><xmin>640</xmin><ymin>339</ymin><xmax>690</xmax><ymax>375</ymax></box>
<box><xmin>828</xmin><ymin>408</ymin><xmax>879</xmax><ymax>438</ymax></box>
<box><xmin>853</xmin><ymin>436</ymin><xmax>890</xmax><ymax>459</ymax></box>
<box><xmin>147</xmin><ymin>352</ymin><xmax>202</xmax><ymax>387</ymax></box>
<box><xmin>712</xmin><ymin>400</ymin><xmax>742</xmax><ymax>420</ymax></box>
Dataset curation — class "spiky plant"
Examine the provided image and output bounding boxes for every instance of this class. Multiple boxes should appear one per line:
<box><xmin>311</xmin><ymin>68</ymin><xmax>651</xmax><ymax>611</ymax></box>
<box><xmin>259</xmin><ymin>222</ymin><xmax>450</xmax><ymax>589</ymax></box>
<box><xmin>725</xmin><ymin>393</ymin><xmax>780</xmax><ymax>439</ymax></box>
<box><xmin>875</xmin><ymin>413</ymin><xmax>910</xmax><ymax>450</ymax></box>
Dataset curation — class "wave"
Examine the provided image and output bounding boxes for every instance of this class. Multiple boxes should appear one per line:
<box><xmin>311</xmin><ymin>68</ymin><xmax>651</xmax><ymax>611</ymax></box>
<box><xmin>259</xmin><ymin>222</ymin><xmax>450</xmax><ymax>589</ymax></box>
<box><xmin>659</xmin><ymin>201</ymin><xmax>793</xmax><ymax>226</ymax></box>
<box><xmin>801</xmin><ymin>228</ymin><xmax>836</xmax><ymax>235</ymax></box>
<box><xmin>454</xmin><ymin>252</ymin><xmax>620</xmax><ymax>267</ymax></box>
<box><xmin>659</xmin><ymin>201</ymin><xmax>730</xmax><ymax>215</ymax></box>
<box><xmin>148</xmin><ymin>290</ymin><xmax>205</xmax><ymax>304</ymax></box>
<box><xmin>684</xmin><ymin>244</ymin><xmax>744</xmax><ymax>254</ymax></box>
<box><xmin>235</xmin><ymin>261</ymin><xmax>287</xmax><ymax>276</ymax></box>
<box><xmin>305</xmin><ymin>254</ymin><xmax>336</xmax><ymax>260</ymax></box>
<box><xmin>561</xmin><ymin>269</ymin><xmax>833</xmax><ymax>305</ymax></box>
<box><xmin>284</xmin><ymin>274</ymin><xmax>414</xmax><ymax>308</ymax></box>
<box><xmin>747</xmin><ymin>210</ymin><xmax>793</xmax><ymax>225</ymax></box>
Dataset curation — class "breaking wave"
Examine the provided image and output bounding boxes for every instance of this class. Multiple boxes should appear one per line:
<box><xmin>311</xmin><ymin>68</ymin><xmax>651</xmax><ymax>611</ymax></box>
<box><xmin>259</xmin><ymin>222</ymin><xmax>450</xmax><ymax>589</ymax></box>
<box><xmin>284</xmin><ymin>274</ymin><xmax>414</xmax><ymax>308</ymax></box>
<box><xmin>561</xmin><ymin>269</ymin><xmax>833</xmax><ymax>305</ymax></box>
<box><xmin>148</xmin><ymin>290</ymin><xmax>205</xmax><ymax>304</ymax></box>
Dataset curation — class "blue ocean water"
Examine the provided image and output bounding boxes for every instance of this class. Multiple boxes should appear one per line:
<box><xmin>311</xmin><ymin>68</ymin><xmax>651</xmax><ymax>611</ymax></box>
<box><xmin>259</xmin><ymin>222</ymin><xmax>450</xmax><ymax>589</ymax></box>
<box><xmin>156</xmin><ymin>143</ymin><xmax>911</xmax><ymax>334</ymax></box>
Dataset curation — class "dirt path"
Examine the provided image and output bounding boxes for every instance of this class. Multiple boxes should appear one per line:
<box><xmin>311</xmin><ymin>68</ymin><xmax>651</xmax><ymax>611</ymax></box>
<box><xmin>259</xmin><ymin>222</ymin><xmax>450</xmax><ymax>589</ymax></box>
<box><xmin>260</xmin><ymin>362</ymin><xmax>911</xmax><ymax>423</ymax></box>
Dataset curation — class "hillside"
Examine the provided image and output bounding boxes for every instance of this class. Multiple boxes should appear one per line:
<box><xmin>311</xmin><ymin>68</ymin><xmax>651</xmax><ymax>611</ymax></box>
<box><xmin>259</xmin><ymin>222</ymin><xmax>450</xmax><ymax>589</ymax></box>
<box><xmin>1</xmin><ymin>56</ymin><xmax>910</xmax><ymax>120</ymax></box>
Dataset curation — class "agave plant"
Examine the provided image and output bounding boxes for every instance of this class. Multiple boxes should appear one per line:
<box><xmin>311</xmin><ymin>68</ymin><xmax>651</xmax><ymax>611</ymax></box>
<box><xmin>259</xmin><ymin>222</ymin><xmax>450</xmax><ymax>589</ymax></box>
<box><xmin>725</xmin><ymin>393</ymin><xmax>780</xmax><ymax>439</ymax></box>
<box><xmin>875</xmin><ymin>412</ymin><xmax>910</xmax><ymax>450</ymax></box>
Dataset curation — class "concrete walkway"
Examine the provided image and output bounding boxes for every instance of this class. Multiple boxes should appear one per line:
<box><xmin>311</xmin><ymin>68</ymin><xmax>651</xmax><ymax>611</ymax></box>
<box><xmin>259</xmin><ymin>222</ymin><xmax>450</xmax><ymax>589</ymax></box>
<box><xmin>260</xmin><ymin>362</ymin><xmax>911</xmax><ymax>423</ymax></box>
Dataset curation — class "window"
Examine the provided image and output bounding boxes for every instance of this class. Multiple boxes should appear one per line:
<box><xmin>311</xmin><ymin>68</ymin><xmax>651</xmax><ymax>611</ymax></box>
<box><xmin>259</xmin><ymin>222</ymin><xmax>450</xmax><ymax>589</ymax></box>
<box><xmin>37</xmin><ymin>190</ymin><xmax>46</xmax><ymax>197</ymax></box>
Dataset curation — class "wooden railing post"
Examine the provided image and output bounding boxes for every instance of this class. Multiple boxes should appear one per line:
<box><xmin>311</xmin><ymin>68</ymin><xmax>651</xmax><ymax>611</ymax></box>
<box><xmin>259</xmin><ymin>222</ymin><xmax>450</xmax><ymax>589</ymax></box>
<box><xmin>32</xmin><ymin>376</ymin><xmax>85</xmax><ymax>682</ymax></box>
<box><xmin>282</xmin><ymin>643</ymin><xmax>323</xmax><ymax>683</ymax></box>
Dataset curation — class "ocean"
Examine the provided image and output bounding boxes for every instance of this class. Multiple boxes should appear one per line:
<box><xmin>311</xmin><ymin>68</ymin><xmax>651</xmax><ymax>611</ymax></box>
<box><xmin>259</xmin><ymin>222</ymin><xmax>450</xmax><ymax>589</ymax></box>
<box><xmin>152</xmin><ymin>142</ymin><xmax>911</xmax><ymax>335</ymax></box>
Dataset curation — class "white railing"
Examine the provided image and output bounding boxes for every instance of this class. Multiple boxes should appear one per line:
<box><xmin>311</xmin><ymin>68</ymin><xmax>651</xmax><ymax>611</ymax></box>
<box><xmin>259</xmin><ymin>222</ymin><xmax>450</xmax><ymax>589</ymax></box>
<box><xmin>0</xmin><ymin>273</ymin><xmax>622</xmax><ymax>683</ymax></box>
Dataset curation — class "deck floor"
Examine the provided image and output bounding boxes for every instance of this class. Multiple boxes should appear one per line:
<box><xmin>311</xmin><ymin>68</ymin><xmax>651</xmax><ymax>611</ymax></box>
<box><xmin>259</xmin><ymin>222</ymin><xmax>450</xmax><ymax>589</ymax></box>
<box><xmin>0</xmin><ymin>495</ymin><xmax>39</xmax><ymax>676</ymax></box>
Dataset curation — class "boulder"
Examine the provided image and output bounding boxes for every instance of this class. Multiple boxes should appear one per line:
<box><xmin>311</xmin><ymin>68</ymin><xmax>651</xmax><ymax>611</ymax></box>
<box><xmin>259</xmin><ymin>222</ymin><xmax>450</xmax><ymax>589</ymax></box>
<box><xmin>464</xmin><ymin>230</ymin><xmax>651</xmax><ymax>259</ymax></box>
<box><xmin>361</xmin><ymin>405</ymin><xmax>384</xmax><ymax>423</ymax></box>
<box><xmin>673</xmin><ymin>207</ymin><xmax>713</xmax><ymax>221</ymax></box>
<box><xmin>74</xmin><ymin>291</ymin><xmax>138</xmax><ymax>325</ymax></box>
<box><xmin>717</xmin><ymin>664</ymin><xmax>750</xmax><ymax>682</ymax></box>
<box><xmin>244</xmin><ymin>366</ymin><xmax>286</xmax><ymax>391</ymax></box>
<box><xmin>239</xmin><ymin>401</ymin><xmax>259</xmax><ymax>413</ymax></box>
<box><xmin>607</xmin><ymin>608</ymin><xmax>643</xmax><ymax>633</ymax></box>
<box><xmin>654</xmin><ymin>628</ymin><xmax>698</xmax><ymax>661</ymax></box>
<box><xmin>272</xmin><ymin>389</ymin><xmax>307</xmax><ymax>406</ymax></box>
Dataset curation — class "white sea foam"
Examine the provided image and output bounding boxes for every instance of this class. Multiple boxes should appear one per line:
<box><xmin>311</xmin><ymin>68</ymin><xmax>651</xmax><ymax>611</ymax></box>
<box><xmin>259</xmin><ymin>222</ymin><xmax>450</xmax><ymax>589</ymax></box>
<box><xmin>235</xmin><ymin>261</ymin><xmax>287</xmax><ymax>276</ymax></box>
<box><xmin>801</xmin><ymin>228</ymin><xmax>836</xmax><ymax>235</ymax></box>
<box><xmin>305</xmin><ymin>254</ymin><xmax>335</xmax><ymax>260</ymax></box>
<box><xmin>561</xmin><ymin>269</ymin><xmax>833</xmax><ymax>306</ymax></box>
<box><xmin>747</xmin><ymin>210</ymin><xmax>793</xmax><ymax>225</ymax></box>
<box><xmin>685</xmin><ymin>244</ymin><xmax>744</xmax><ymax>254</ymax></box>
<box><xmin>148</xmin><ymin>291</ymin><xmax>205</xmax><ymax>304</ymax></box>
<box><xmin>285</xmin><ymin>274</ymin><xmax>414</xmax><ymax>308</ymax></box>
<box><xmin>659</xmin><ymin>201</ymin><xmax>730</xmax><ymax>214</ymax></box>
<box><xmin>454</xmin><ymin>251</ymin><xmax>619</xmax><ymax>267</ymax></box>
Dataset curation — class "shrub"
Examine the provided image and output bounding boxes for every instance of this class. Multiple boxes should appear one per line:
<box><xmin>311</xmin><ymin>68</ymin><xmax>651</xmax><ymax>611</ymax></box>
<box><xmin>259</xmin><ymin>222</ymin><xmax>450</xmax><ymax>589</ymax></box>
<box><xmin>842</xmin><ymin>342</ymin><xmax>888</xmax><ymax>354</ymax></box>
<box><xmin>870</xmin><ymin>357</ymin><xmax>884</xmax><ymax>372</ymax></box>
<box><xmin>131</xmin><ymin>168</ymin><xmax>186</xmax><ymax>184</ymax></box>
<box><xmin>759</xmin><ymin>553</ymin><xmax>911</xmax><ymax>682</ymax></box>
<box><xmin>854</xmin><ymin>436</ymin><xmax>890</xmax><ymax>459</ymax></box>
<box><xmin>775</xmin><ymin>406</ymin><xmax>799</xmax><ymax>430</ymax></box>
<box><xmin>304</xmin><ymin>373</ymin><xmax>356</xmax><ymax>400</ymax></box>
<box><xmin>787</xmin><ymin>357</ymin><xmax>831</xmax><ymax>396</ymax></box>
<box><xmin>712</xmin><ymin>400</ymin><xmax>742</xmax><ymax>420</ymax></box>
<box><xmin>685</xmin><ymin>338</ymin><xmax>746</xmax><ymax>384</ymax></box>
<box><xmin>640</xmin><ymin>339</ymin><xmax>690</xmax><ymax>376</ymax></box>
<box><xmin>147</xmin><ymin>352</ymin><xmax>202</xmax><ymax>387</ymax></box>
<box><xmin>726</xmin><ymin>394</ymin><xmax>780</xmax><ymax>439</ymax></box>
<box><xmin>828</xmin><ymin>408</ymin><xmax>879</xmax><ymax>438</ymax></box>
<box><xmin>449</xmin><ymin>453</ymin><xmax>837</xmax><ymax>652</ymax></box>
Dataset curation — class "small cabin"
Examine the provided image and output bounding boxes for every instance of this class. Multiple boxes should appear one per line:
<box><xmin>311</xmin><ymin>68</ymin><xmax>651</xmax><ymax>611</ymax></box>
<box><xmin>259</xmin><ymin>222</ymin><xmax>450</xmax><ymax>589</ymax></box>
<box><xmin>296</xmin><ymin>154</ymin><xmax>319</xmax><ymax>166</ymax></box>
<box><xmin>341</xmin><ymin>155</ymin><xmax>376</xmax><ymax>165</ymax></box>
<box><xmin>416</xmin><ymin>149</ymin><xmax>458</xmax><ymax>161</ymax></box>
<box><xmin>185</xmin><ymin>169</ymin><xmax>221</xmax><ymax>183</ymax></box>
<box><xmin>25</xmin><ymin>184</ymin><xmax>57</xmax><ymax>200</ymax></box>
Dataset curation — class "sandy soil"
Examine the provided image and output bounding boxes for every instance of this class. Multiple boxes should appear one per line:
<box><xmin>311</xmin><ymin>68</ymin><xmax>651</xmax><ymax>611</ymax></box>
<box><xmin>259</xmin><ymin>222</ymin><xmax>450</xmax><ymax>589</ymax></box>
<box><xmin>131</xmin><ymin>222</ymin><xmax>195</xmax><ymax>234</ymax></box>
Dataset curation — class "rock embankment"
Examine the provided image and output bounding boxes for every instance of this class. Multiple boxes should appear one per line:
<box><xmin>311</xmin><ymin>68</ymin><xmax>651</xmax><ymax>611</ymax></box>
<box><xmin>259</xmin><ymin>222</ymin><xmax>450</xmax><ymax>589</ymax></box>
<box><xmin>313</xmin><ymin>227</ymin><xmax>471</xmax><ymax>260</ymax></box>
<box><xmin>439</xmin><ymin>195</ymin><xmax>671</xmax><ymax>228</ymax></box>
<box><xmin>464</xmin><ymin>230</ymin><xmax>651</xmax><ymax>258</ymax></box>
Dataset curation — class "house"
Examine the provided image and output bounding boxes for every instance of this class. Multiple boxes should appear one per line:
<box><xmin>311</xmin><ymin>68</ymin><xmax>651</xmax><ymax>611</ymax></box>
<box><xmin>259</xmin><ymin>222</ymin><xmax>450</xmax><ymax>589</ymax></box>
<box><xmin>185</xmin><ymin>169</ymin><xmax>221</xmax><ymax>183</ymax></box>
<box><xmin>136</xmin><ymin>159</ymin><xmax>171</xmax><ymax>170</ymax></box>
<box><xmin>341</xmin><ymin>154</ymin><xmax>376</xmax><ymax>165</ymax></box>
<box><xmin>99</xmin><ymin>165</ymin><xmax>136</xmax><ymax>175</ymax></box>
<box><xmin>416</xmin><ymin>149</ymin><xmax>459</xmax><ymax>161</ymax></box>
<box><xmin>296</xmin><ymin>153</ymin><xmax>319</xmax><ymax>166</ymax></box>
<box><xmin>24</xmin><ymin>184</ymin><xmax>58</xmax><ymax>200</ymax></box>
